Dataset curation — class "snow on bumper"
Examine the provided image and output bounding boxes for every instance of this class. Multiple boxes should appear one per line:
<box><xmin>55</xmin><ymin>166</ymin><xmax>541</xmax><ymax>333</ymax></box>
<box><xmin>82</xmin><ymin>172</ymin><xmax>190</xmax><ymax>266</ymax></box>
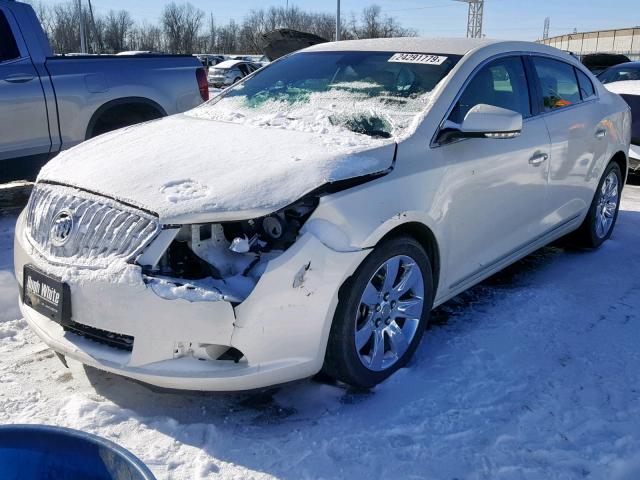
<box><xmin>14</xmin><ymin>212</ymin><xmax>369</xmax><ymax>391</ymax></box>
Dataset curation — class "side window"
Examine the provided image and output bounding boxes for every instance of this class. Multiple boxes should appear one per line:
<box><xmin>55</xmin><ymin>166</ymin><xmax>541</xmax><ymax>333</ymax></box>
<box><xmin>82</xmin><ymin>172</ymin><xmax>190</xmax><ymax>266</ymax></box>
<box><xmin>449</xmin><ymin>56</ymin><xmax>530</xmax><ymax>124</ymax></box>
<box><xmin>0</xmin><ymin>10</ymin><xmax>20</xmax><ymax>62</ymax></box>
<box><xmin>238</xmin><ymin>64</ymin><xmax>250</xmax><ymax>76</ymax></box>
<box><xmin>576</xmin><ymin>69</ymin><xmax>596</xmax><ymax>100</ymax></box>
<box><xmin>532</xmin><ymin>57</ymin><xmax>581</xmax><ymax>111</ymax></box>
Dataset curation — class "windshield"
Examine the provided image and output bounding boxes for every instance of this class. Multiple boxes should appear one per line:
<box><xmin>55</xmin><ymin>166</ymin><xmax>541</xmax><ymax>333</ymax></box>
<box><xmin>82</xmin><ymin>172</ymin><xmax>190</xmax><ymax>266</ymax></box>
<box><xmin>188</xmin><ymin>51</ymin><xmax>461</xmax><ymax>139</ymax></box>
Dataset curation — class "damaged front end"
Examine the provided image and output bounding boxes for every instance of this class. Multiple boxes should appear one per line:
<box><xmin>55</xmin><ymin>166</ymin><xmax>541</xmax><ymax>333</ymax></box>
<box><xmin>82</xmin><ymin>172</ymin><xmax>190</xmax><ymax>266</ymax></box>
<box><xmin>138</xmin><ymin>196</ymin><xmax>319</xmax><ymax>304</ymax></box>
<box><xmin>16</xmin><ymin>180</ymin><xmax>376</xmax><ymax>389</ymax></box>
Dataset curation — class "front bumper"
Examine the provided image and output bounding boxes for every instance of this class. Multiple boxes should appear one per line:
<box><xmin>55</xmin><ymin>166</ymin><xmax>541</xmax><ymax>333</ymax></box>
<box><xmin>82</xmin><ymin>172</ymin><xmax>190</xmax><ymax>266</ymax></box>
<box><xmin>15</xmin><ymin>212</ymin><xmax>369</xmax><ymax>391</ymax></box>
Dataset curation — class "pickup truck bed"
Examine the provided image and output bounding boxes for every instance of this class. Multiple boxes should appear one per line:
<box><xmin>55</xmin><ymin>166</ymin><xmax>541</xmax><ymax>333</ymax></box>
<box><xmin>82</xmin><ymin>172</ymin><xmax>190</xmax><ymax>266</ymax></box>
<box><xmin>0</xmin><ymin>0</ymin><xmax>207</xmax><ymax>182</ymax></box>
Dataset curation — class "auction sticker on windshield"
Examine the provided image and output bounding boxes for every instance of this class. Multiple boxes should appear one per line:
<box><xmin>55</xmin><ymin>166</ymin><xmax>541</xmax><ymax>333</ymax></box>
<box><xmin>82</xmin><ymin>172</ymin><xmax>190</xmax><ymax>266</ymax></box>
<box><xmin>388</xmin><ymin>53</ymin><xmax>448</xmax><ymax>65</ymax></box>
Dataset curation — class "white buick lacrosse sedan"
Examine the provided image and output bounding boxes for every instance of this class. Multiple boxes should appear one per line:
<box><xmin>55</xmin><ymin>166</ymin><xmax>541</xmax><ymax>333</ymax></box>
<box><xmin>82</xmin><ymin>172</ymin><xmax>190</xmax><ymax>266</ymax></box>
<box><xmin>15</xmin><ymin>38</ymin><xmax>631</xmax><ymax>391</ymax></box>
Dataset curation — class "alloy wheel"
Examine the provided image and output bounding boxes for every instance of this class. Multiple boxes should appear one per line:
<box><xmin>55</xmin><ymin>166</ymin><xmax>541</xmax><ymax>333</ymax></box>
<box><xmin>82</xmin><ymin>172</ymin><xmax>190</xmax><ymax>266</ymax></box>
<box><xmin>595</xmin><ymin>170</ymin><xmax>619</xmax><ymax>239</ymax></box>
<box><xmin>354</xmin><ymin>255</ymin><xmax>425</xmax><ymax>372</ymax></box>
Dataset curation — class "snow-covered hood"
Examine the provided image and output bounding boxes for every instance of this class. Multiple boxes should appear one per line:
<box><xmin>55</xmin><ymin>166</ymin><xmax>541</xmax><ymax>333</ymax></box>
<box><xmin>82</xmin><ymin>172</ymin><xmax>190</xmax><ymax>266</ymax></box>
<box><xmin>38</xmin><ymin>114</ymin><xmax>395</xmax><ymax>223</ymax></box>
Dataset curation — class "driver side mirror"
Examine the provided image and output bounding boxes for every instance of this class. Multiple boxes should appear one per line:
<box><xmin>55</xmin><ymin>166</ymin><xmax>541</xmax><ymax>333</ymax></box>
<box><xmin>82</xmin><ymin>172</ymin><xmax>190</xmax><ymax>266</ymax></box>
<box><xmin>438</xmin><ymin>104</ymin><xmax>523</xmax><ymax>144</ymax></box>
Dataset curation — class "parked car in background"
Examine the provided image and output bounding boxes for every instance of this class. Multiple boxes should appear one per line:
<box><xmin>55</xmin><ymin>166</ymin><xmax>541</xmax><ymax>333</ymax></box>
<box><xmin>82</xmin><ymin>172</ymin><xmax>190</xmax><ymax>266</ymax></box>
<box><xmin>194</xmin><ymin>54</ymin><xmax>225</xmax><ymax>71</ymax></box>
<box><xmin>230</xmin><ymin>55</ymin><xmax>255</xmax><ymax>62</ymax></box>
<box><xmin>605</xmin><ymin>80</ymin><xmax>640</xmax><ymax>173</ymax></box>
<box><xmin>115</xmin><ymin>50</ymin><xmax>165</xmax><ymax>56</ymax></box>
<box><xmin>598</xmin><ymin>61</ymin><xmax>640</xmax><ymax>84</ymax></box>
<box><xmin>15</xmin><ymin>38</ymin><xmax>630</xmax><ymax>391</ymax></box>
<box><xmin>581</xmin><ymin>53</ymin><xmax>631</xmax><ymax>75</ymax></box>
<box><xmin>207</xmin><ymin>59</ymin><xmax>258</xmax><ymax>88</ymax></box>
<box><xmin>0</xmin><ymin>0</ymin><xmax>208</xmax><ymax>182</ymax></box>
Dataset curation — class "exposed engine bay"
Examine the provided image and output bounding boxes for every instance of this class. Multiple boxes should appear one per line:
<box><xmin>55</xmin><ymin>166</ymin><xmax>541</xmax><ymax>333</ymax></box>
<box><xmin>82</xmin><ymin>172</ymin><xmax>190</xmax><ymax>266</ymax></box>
<box><xmin>141</xmin><ymin>197</ymin><xmax>319</xmax><ymax>303</ymax></box>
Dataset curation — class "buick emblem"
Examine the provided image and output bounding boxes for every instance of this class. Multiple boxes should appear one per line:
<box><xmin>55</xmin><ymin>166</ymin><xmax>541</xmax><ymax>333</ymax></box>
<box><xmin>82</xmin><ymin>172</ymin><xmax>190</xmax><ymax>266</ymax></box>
<box><xmin>50</xmin><ymin>210</ymin><xmax>74</xmax><ymax>247</ymax></box>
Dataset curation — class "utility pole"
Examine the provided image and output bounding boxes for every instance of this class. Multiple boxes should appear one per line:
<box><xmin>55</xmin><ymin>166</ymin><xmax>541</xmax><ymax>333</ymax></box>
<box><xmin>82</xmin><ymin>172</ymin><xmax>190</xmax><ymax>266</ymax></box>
<box><xmin>543</xmin><ymin>17</ymin><xmax>550</xmax><ymax>40</ymax></box>
<box><xmin>336</xmin><ymin>0</ymin><xmax>341</xmax><ymax>41</ymax></box>
<box><xmin>454</xmin><ymin>0</ymin><xmax>484</xmax><ymax>38</ymax></box>
<box><xmin>77</xmin><ymin>0</ymin><xmax>87</xmax><ymax>53</ymax></box>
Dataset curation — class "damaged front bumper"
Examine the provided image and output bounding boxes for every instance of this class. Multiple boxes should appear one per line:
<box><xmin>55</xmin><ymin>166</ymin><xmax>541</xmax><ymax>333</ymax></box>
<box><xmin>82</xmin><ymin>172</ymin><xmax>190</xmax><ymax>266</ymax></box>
<box><xmin>14</xmin><ymin>212</ymin><xmax>369</xmax><ymax>391</ymax></box>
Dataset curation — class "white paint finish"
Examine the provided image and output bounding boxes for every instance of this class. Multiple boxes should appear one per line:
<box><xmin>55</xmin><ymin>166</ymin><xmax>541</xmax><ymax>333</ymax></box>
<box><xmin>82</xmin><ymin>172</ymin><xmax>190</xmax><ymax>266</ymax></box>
<box><xmin>431</xmin><ymin>116</ymin><xmax>552</xmax><ymax>290</ymax></box>
<box><xmin>14</xmin><ymin>38</ymin><xmax>633</xmax><ymax>391</ymax></box>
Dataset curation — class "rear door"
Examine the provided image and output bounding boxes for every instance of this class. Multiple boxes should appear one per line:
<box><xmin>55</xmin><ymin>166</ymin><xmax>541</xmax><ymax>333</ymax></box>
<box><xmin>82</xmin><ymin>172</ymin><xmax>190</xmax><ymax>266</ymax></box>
<box><xmin>0</xmin><ymin>7</ymin><xmax>51</xmax><ymax>168</ymax></box>
<box><xmin>434</xmin><ymin>55</ymin><xmax>551</xmax><ymax>290</ymax></box>
<box><xmin>530</xmin><ymin>56</ymin><xmax>608</xmax><ymax>223</ymax></box>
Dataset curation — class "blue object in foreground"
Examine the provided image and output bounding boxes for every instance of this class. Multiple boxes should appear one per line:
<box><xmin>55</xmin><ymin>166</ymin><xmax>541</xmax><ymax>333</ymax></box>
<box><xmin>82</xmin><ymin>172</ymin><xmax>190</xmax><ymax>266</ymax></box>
<box><xmin>0</xmin><ymin>424</ymin><xmax>156</xmax><ymax>480</ymax></box>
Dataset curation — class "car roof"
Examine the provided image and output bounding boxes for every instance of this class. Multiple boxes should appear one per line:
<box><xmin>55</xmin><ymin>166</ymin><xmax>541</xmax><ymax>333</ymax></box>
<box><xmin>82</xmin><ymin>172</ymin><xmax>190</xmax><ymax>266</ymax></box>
<box><xmin>302</xmin><ymin>37</ymin><xmax>501</xmax><ymax>55</ymax></box>
<box><xmin>214</xmin><ymin>59</ymin><xmax>246</xmax><ymax>69</ymax></box>
<box><xmin>609</xmin><ymin>61</ymin><xmax>640</xmax><ymax>69</ymax></box>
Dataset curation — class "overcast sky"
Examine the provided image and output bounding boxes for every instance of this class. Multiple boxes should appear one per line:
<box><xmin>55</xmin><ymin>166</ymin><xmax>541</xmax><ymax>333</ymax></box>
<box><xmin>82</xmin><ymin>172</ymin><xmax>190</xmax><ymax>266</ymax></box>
<box><xmin>37</xmin><ymin>0</ymin><xmax>640</xmax><ymax>41</ymax></box>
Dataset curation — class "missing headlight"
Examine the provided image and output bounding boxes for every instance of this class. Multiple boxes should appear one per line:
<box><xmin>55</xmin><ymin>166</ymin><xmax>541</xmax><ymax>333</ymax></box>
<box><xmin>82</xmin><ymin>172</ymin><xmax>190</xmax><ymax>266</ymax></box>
<box><xmin>140</xmin><ymin>196</ymin><xmax>319</xmax><ymax>302</ymax></box>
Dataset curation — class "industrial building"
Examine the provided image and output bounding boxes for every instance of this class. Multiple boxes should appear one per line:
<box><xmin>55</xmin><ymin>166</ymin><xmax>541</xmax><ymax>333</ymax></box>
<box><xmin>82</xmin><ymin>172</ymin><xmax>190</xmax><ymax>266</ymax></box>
<box><xmin>540</xmin><ymin>28</ymin><xmax>640</xmax><ymax>61</ymax></box>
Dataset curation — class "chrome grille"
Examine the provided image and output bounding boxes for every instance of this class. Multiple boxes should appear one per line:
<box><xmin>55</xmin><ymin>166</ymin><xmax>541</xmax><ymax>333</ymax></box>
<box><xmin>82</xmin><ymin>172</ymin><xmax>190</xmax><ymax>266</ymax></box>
<box><xmin>25</xmin><ymin>184</ymin><xmax>160</xmax><ymax>266</ymax></box>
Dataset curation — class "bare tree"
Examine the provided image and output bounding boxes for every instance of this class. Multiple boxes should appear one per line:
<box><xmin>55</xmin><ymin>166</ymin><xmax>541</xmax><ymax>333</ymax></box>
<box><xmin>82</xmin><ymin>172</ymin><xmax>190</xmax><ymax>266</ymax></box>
<box><xmin>103</xmin><ymin>10</ymin><xmax>134</xmax><ymax>53</ymax></box>
<box><xmin>352</xmin><ymin>5</ymin><xmax>416</xmax><ymax>39</ymax></box>
<box><xmin>27</xmin><ymin>1</ymin><xmax>415</xmax><ymax>55</ymax></box>
<box><xmin>161</xmin><ymin>2</ymin><xmax>204</xmax><ymax>54</ymax></box>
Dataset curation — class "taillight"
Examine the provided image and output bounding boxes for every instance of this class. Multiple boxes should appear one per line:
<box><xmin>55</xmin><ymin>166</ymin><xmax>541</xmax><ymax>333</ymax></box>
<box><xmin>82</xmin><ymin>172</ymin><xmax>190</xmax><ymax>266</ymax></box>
<box><xmin>196</xmin><ymin>67</ymin><xmax>209</xmax><ymax>102</ymax></box>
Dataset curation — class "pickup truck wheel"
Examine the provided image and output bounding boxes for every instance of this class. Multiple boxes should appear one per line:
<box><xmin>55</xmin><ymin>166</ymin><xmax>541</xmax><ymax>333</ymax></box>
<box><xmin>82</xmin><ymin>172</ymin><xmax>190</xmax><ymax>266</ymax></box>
<box><xmin>323</xmin><ymin>235</ymin><xmax>434</xmax><ymax>389</ymax></box>
<box><xmin>89</xmin><ymin>103</ymin><xmax>164</xmax><ymax>138</ymax></box>
<box><xmin>570</xmin><ymin>162</ymin><xmax>622</xmax><ymax>248</ymax></box>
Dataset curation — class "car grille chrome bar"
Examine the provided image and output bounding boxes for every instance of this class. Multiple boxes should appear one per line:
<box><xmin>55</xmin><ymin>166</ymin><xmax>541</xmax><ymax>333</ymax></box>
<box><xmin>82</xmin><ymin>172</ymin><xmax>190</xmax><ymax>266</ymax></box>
<box><xmin>25</xmin><ymin>184</ymin><xmax>160</xmax><ymax>266</ymax></box>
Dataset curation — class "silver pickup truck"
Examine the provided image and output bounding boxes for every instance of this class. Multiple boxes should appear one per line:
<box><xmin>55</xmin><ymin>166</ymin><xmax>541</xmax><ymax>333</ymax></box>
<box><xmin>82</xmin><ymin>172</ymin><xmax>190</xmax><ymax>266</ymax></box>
<box><xmin>0</xmin><ymin>0</ymin><xmax>208</xmax><ymax>182</ymax></box>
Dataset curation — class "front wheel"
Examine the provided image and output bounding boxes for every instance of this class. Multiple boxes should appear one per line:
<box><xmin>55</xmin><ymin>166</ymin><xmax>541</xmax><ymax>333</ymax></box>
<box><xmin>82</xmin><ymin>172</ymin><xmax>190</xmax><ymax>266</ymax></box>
<box><xmin>571</xmin><ymin>161</ymin><xmax>622</xmax><ymax>248</ymax></box>
<box><xmin>322</xmin><ymin>236</ymin><xmax>434</xmax><ymax>388</ymax></box>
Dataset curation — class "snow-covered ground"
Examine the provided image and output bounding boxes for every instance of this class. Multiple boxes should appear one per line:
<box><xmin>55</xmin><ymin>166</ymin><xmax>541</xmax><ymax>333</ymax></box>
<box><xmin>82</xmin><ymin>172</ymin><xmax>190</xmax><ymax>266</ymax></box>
<box><xmin>1</xmin><ymin>184</ymin><xmax>640</xmax><ymax>480</ymax></box>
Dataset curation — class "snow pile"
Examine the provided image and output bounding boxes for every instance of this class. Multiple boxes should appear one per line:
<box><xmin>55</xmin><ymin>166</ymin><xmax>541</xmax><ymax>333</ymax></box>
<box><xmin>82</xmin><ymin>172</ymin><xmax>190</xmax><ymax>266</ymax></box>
<box><xmin>604</xmin><ymin>80</ymin><xmax>640</xmax><ymax>96</ymax></box>
<box><xmin>2</xmin><ymin>185</ymin><xmax>640</xmax><ymax>479</ymax></box>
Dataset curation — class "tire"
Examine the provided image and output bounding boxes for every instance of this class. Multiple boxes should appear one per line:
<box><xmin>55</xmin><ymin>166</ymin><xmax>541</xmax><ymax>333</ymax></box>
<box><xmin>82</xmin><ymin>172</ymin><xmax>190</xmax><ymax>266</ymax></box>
<box><xmin>323</xmin><ymin>235</ymin><xmax>434</xmax><ymax>388</ymax></box>
<box><xmin>571</xmin><ymin>161</ymin><xmax>622</xmax><ymax>248</ymax></box>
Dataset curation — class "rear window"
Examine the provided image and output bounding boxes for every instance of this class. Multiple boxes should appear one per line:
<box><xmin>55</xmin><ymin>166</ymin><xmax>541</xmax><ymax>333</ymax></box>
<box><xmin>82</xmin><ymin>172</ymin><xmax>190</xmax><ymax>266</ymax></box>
<box><xmin>0</xmin><ymin>10</ymin><xmax>20</xmax><ymax>62</ymax></box>
<box><xmin>532</xmin><ymin>57</ymin><xmax>581</xmax><ymax>111</ymax></box>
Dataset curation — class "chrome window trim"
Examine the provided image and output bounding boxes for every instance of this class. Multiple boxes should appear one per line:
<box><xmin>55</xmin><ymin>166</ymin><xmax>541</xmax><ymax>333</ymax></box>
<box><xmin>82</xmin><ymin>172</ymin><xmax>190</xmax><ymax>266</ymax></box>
<box><xmin>430</xmin><ymin>50</ymin><xmax>599</xmax><ymax>149</ymax></box>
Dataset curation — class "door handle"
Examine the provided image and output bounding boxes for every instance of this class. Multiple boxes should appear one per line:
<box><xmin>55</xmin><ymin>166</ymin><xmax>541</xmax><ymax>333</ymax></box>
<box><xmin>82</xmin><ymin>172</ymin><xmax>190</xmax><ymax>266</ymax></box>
<box><xmin>595</xmin><ymin>128</ymin><xmax>607</xmax><ymax>139</ymax></box>
<box><xmin>529</xmin><ymin>152</ymin><xmax>548</xmax><ymax>166</ymax></box>
<box><xmin>3</xmin><ymin>74</ymin><xmax>35</xmax><ymax>83</ymax></box>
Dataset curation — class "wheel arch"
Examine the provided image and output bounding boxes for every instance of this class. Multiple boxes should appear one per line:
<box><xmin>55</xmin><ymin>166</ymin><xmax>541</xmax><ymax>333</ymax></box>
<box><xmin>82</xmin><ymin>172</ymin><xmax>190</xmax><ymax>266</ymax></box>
<box><xmin>610</xmin><ymin>150</ymin><xmax>628</xmax><ymax>186</ymax></box>
<box><xmin>377</xmin><ymin>221</ymin><xmax>441</xmax><ymax>298</ymax></box>
<box><xmin>85</xmin><ymin>97</ymin><xmax>167</xmax><ymax>139</ymax></box>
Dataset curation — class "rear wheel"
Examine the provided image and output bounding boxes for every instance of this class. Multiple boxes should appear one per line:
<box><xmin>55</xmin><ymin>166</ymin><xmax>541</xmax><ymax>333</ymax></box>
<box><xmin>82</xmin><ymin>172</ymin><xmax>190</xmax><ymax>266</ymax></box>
<box><xmin>323</xmin><ymin>236</ymin><xmax>434</xmax><ymax>388</ymax></box>
<box><xmin>571</xmin><ymin>162</ymin><xmax>622</xmax><ymax>248</ymax></box>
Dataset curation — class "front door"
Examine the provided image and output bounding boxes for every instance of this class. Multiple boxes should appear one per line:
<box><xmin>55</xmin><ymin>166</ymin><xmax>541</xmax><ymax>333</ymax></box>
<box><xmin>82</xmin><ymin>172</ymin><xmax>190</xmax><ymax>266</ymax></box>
<box><xmin>433</xmin><ymin>56</ymin><xmax>551</xmax><ymax>291</ymax></box>
<box><xmin>0</xmin><ymin>8</ymin><xmax>50</xmax><ymax>166</ymax></box>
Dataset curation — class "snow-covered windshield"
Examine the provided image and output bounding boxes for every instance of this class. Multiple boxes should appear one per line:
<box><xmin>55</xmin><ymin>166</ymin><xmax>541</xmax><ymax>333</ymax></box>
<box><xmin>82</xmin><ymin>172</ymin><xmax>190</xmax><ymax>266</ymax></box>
<box><xmin>188</xmin><ymin>51</ymin><xmax>461</xmax><ymax>138</ymax></box>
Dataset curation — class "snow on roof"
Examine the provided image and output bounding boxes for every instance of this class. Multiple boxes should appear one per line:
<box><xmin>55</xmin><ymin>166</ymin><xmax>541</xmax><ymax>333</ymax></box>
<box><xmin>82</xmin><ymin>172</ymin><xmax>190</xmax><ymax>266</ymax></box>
<box><xmin>604</xmin><ymin>80</ymin><xmax>640</xmax><ymax>96</ymax></box>
<box><xmin>214</xmin><ymin>59</ymin><xmax>245</xmax><ymax>69</ymax></box>
<box><xmin>303</xmin><ymin>37</ymin><xmax>501</xmax><ymax>55</ymax></box>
